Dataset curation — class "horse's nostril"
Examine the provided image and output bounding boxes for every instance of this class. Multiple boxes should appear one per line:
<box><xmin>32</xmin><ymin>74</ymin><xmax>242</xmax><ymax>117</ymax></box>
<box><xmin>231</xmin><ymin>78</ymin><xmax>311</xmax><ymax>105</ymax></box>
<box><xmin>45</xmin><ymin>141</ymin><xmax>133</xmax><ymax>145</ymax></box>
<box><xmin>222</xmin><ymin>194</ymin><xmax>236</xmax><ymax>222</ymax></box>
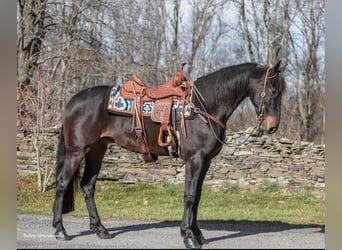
<box><xmin>268</xmin><ymin>126</ymin><xmax>278</xmax><ymax>134</ymax></box>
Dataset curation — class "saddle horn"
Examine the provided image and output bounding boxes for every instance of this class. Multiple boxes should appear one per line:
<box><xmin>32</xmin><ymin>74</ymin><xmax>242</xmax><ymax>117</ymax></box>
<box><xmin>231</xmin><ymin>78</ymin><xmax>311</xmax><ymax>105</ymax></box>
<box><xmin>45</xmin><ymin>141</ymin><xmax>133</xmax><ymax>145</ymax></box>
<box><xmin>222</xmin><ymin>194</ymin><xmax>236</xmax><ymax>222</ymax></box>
<box><xmin>174</xmin><ymin>63</ymin><xmax>188</xmax><ymax>86</ymax></box>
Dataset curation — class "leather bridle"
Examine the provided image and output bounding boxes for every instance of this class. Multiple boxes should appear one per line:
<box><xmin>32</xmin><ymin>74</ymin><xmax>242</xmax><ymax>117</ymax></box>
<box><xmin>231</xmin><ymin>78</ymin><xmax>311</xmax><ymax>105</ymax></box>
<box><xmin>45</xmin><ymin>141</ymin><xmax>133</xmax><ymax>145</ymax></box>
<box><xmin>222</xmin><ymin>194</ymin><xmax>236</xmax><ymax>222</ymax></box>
<box><xmin>255</xmin><ymin>67</ymin><xmax>278</xmax><ymax>134</ymax></box>
<box><xmin>189</xmin><ymin>66</ymin><xmax>279</xmax><ymax>146</ymax></box>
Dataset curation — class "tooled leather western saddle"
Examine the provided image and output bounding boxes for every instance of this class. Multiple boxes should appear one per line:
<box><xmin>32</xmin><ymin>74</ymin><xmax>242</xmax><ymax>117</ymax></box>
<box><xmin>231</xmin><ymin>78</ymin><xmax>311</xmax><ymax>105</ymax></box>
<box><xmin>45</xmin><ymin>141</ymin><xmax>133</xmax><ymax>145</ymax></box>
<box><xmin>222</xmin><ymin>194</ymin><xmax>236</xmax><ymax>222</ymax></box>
<box><xmin>120</xmin><ymin>63</ymin><xmax>192</xmax><ymax>162</ymax></box>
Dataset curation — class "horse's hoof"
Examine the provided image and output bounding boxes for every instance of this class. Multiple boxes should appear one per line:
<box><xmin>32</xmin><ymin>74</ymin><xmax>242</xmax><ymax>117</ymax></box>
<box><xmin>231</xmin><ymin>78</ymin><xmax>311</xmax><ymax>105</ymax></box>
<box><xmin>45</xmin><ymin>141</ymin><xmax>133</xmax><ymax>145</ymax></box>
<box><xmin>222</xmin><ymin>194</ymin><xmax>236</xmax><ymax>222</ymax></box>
<box><xmin>196</xmin><ymin>235</ymin><xmax>208</xmax><ymax>245</ymax></box>
<box><xmin>91</xmin><ymin>224</ymin><xmax>112</xmax><ymax>239</ymax></box>
<box><xmin>184</xmin><ymin>238</ymin><xmax>201</xmax><ymax>249</ymax></box>
<box><xmin>55</xmin><ymin>229</ymin><xmax>71</xmax><ymax>241</ymax></box>
<box><xmin>96</xmin><ymin>229</ymin><xmax>112</xmax><ymax>239</ymax></box>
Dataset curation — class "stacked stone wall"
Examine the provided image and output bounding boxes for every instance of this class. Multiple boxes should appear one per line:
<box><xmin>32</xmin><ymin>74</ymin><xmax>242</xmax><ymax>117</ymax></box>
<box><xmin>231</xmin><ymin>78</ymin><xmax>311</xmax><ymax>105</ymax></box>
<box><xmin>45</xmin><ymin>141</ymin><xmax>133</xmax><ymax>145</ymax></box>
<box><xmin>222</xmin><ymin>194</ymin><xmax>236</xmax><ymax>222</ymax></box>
<box><xmin>17</xmin><ymin>129</ymin><xmax>325</xmax><ymax>193</ymax></box>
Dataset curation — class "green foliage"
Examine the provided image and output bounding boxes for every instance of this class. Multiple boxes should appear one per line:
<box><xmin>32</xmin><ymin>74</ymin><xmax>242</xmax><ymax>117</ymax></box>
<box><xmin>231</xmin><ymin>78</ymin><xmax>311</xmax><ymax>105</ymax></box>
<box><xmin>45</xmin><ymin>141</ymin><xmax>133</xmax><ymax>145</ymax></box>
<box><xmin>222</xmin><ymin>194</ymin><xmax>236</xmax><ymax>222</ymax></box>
<box><xmin>223</xmin><ymin>182</ymin><xmax>241</xmax><ymax>194</ymax></box>
<box><xmin>295</xmin><ymin>185</ymin><xmax>317</xmax><ymax>203</ymax></box>
<box><xmin>257</xmin><ymin>181</ymin><xmax>282</xmax><ymax>194</ymax></box>
<box><xmin>162</xmin><ymin>182</ymin><xmax>178</xmax><ymax>195</ymax></box>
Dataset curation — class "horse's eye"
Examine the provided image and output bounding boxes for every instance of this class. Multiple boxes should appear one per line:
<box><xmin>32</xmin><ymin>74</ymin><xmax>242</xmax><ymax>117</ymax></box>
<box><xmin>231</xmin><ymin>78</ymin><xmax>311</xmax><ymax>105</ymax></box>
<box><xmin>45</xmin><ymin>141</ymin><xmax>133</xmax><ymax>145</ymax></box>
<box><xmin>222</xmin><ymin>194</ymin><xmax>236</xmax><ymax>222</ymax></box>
<box><xmin>270</xmin><ymin>88</ymin><xmax>278</xmax><ymax>96</ymax></box>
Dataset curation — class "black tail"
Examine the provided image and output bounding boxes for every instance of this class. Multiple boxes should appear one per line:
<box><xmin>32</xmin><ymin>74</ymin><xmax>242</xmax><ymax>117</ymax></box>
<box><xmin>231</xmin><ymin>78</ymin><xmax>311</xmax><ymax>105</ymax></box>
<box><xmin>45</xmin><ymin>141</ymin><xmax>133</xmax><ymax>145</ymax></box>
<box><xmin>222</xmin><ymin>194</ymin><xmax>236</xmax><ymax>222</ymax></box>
<box><xmin>56</xmin><ymin>125</ymin><xmax>79</xmax><ymax>214</ymax></box>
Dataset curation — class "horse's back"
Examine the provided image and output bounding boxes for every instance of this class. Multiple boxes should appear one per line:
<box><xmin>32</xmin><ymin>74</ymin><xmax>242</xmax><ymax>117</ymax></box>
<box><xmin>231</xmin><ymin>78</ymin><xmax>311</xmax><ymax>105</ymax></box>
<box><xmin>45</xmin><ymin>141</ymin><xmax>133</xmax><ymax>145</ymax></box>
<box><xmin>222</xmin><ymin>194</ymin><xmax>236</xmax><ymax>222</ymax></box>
<box><xmin>65</xmin><ymin>85</ymin><xmax>110</xmax><ymax>110</ymax></box>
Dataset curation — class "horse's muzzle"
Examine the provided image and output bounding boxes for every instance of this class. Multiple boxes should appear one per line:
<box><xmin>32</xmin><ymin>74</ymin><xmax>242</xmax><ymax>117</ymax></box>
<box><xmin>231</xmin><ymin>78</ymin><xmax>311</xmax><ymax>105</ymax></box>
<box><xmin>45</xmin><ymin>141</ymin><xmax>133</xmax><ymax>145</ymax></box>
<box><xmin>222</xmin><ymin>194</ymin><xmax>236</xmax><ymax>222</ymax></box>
<box><xmin>266</xmin><ymin>115</ymin><xmax>279</xmax><ymax>134</ymax></box>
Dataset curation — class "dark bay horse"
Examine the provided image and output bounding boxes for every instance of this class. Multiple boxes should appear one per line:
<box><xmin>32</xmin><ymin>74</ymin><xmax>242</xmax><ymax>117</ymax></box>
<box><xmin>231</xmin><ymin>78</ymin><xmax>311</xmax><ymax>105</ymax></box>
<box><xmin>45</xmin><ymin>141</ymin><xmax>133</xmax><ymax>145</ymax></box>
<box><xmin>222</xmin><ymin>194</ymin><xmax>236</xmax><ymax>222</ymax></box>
<box><xmin>52</xmin><ymin>60</ymin><xmax>286</xmax><ymax>249</ymax></box>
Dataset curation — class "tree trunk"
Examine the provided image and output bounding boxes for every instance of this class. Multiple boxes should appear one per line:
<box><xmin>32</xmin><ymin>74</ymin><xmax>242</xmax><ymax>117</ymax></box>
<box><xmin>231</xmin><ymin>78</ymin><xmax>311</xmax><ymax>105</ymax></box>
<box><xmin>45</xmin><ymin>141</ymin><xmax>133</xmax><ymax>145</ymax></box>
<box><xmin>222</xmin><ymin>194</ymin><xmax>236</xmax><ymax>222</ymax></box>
<box><xmin>17</xmin><ymin>0</ymin><xmax>47</xmax><ymax>129</ymax></box>
<box><xmin>188</xmin><ymin>0</ymin><xmax>211</xmax><ymax>77</ymax></box>
<box><xmin>240</xmin><ymin>0</ymin><xmax>255</xmax><ymax>62</ymax></box>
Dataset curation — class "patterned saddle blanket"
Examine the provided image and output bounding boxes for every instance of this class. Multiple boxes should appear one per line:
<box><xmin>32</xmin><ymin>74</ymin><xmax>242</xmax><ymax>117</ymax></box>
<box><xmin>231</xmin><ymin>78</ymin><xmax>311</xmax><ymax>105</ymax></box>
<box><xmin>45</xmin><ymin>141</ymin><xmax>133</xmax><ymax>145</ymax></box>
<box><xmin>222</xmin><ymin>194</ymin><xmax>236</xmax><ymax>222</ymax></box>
<box><xmin>106</xmin><ymin>85</ymin><xmax>194</xmax><ymax>120</ymax></box>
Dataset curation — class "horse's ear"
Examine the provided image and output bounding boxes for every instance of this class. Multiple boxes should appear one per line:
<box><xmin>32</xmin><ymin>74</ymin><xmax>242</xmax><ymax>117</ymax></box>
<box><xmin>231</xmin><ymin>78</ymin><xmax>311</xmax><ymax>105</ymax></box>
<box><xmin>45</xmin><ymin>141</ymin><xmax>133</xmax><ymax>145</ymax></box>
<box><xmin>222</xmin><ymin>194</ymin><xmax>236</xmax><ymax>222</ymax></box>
<box><xmin>180</xmin><ymin>63</ymin><xmax>187</xmax><ymax>71</ymax></box>
<box><xmin>270</xmin><ymin>60</ymin><xmax>285</xmax><ymax>74</ymax></box>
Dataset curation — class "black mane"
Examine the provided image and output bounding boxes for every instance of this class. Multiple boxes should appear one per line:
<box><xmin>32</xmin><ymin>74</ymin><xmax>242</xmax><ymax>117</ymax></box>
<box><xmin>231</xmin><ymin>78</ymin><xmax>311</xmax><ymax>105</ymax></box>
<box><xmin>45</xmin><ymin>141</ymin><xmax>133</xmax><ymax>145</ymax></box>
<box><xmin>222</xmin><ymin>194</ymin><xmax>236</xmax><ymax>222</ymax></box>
<box><xmin>194</xmin><ymin>63</ymin><xmax>257</xmax><ymax>110</ymax></box>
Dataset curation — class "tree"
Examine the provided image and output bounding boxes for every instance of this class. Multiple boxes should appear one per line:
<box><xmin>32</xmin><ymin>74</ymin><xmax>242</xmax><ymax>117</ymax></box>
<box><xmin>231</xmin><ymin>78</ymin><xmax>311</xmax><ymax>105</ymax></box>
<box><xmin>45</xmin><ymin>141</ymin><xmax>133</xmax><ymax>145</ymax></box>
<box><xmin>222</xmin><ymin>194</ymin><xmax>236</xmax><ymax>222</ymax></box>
<box><xmin>17</xmin><ymin>0</ymin><xmax>48</xmax><ymax>128</ymax></box>
<box><xmin>237</xmin><ymin>0</ymin><xmax>291</xmax><ymax>65</ymax></box>
<box><xmin>290</xmin><ymin>0</ymin><xmax>325</xmax><ymax>142</ymax></box>
<box><xmin>16</xmin><ymin>0</ymin><xmax>325</xmax><ymax>150</ymax></box>
<box><xmin>17</xmin><ymin>0</ymin><xmax>56</xmax><ymax>192</ymax></box>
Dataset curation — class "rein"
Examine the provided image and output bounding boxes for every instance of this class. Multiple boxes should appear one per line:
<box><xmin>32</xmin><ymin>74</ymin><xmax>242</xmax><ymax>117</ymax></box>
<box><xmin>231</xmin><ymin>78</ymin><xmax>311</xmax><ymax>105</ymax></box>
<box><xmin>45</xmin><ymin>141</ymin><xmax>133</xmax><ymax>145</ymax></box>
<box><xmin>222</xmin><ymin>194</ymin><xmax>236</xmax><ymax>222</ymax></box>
<box><xmin>187</xmin><ymin>83</ymin><xmax>225</xmax><ymax>129</ymax></box>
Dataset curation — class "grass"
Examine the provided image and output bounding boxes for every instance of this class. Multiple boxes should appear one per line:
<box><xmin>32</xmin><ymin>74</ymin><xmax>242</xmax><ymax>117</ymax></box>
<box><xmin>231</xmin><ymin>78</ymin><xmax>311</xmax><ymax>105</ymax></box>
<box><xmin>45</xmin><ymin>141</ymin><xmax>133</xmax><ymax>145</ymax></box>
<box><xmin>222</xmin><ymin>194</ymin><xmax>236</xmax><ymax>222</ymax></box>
<box><xmin>17</xmin><ymin>175</ymin><xmax>325</xmax><ymax>225</ymax></box>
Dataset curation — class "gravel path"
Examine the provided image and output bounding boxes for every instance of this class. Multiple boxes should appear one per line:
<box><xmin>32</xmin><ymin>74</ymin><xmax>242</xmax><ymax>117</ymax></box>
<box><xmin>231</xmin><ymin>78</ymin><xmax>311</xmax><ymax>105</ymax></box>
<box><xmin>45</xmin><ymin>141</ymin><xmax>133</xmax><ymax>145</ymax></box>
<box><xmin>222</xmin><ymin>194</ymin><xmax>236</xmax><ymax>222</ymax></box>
<box><xmin>17</xmin><ymin>214</ymin><xmax>325</xmax><ymax>249</ymax></box>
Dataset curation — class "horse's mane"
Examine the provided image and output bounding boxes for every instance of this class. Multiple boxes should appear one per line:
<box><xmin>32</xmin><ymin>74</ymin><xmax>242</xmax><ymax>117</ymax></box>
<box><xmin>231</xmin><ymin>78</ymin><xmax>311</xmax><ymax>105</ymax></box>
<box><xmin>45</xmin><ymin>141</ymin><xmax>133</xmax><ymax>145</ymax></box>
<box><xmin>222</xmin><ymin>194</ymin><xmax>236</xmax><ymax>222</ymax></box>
<box><xmin>194</xmin><ymin>63</ymin><xmax>257</xmax><ymax>109</ymax></box>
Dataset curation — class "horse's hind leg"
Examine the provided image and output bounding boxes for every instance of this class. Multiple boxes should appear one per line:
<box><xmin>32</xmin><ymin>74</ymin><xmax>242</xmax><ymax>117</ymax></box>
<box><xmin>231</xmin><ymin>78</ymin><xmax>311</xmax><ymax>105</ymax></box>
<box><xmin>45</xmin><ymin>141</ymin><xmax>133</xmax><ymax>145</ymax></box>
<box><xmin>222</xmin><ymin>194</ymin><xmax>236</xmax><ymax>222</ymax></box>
<box><xmin>53</xmin><ymin>150</ymin><xmax>84</xmax><ymax>240</ymax></box>
<box><xmin>81</xmin><ymin>139</ymin><xmax>111</xmax><ymax>239</ymax></box>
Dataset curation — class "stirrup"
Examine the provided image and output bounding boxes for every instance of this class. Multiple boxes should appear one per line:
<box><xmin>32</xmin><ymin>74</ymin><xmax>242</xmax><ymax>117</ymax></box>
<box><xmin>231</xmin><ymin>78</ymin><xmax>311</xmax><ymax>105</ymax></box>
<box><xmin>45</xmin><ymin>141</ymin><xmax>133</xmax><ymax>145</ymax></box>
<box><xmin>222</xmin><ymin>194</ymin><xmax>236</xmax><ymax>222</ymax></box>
<box><xmin>158</xmin><ymin>125</ymin><xmax>174</xmax><ymax>147</ymax></box>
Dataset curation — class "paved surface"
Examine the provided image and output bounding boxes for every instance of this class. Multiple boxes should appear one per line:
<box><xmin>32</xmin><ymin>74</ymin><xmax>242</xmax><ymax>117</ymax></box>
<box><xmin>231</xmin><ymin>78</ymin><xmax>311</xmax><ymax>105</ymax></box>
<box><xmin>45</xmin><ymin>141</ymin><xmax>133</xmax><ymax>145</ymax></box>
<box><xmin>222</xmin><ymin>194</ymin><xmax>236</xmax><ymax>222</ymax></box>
<box><xmin>17</xmin><ymin>214</ymin><xmax>325</xmax><ymax>249</ymax></box>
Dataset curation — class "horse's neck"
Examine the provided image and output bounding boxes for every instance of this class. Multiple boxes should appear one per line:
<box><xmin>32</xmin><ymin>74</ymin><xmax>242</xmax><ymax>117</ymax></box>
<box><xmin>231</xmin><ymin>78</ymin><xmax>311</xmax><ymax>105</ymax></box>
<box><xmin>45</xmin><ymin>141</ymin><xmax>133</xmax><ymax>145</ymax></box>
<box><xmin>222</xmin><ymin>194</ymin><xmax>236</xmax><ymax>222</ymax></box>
<box><xmin>195</xmin><ymin>76</ymin><xmax>249</xmax><ymax>124</ymax></box>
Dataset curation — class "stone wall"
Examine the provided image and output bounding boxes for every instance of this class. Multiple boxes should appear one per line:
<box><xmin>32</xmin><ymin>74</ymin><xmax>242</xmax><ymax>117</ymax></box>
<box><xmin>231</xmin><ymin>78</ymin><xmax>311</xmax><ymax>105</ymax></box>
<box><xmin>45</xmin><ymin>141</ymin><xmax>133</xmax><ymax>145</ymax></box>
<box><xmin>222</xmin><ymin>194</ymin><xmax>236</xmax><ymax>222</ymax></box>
<box><xmin>17</xmin><ymin>129</ymin><xmax>325</xmax><ymax>192</ymax></box>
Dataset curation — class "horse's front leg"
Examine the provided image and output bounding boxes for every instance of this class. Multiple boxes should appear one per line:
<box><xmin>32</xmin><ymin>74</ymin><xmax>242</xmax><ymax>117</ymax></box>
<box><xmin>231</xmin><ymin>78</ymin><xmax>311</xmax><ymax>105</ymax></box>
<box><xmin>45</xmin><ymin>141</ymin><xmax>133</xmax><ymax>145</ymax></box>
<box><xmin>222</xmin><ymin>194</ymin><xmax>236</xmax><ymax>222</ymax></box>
<box><xmin>181</xmin><ymin>157</ymin><xmax>210</xmax><ymax>249</ymax></box>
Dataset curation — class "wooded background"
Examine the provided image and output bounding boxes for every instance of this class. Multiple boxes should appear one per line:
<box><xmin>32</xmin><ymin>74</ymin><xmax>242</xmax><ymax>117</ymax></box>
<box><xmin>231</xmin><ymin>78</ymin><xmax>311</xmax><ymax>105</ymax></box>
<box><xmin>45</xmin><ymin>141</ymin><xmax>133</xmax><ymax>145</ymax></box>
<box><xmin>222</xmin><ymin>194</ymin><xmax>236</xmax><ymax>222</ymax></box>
<box><xmin>17</xmin><ymin>0</ymin><xmax>325</xmax><ymax>144</ymax></box>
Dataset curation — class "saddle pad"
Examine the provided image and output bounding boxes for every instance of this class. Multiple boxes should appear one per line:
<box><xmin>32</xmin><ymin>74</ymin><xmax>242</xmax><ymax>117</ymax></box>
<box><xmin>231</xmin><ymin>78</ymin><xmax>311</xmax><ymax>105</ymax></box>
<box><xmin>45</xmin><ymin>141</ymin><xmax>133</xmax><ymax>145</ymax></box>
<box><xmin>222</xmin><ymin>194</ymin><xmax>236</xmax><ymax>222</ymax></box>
<box><xmin>106</xmin><ymin>85</ymin><xmax>194</xmax><ymax>120</ymax></box>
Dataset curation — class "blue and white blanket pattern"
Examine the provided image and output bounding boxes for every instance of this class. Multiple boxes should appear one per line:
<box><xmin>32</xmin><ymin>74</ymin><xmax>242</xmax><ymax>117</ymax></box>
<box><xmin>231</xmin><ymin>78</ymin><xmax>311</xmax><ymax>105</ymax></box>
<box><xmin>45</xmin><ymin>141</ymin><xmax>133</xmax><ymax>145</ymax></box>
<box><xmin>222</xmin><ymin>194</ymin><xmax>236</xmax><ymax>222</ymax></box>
<box><xmin>106</xmin><ymin>85</ymin><xmax>193</xmax><ymax>119</ymax></box>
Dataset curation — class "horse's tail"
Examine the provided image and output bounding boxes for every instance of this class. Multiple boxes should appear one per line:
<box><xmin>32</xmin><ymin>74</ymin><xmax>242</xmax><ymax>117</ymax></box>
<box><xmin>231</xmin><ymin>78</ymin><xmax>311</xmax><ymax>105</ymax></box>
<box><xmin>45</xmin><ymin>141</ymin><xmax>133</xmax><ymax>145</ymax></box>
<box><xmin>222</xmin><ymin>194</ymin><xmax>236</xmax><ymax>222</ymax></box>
<box><xmin>56</xmin><ymin>125</ymin><xmax>79</xmax><ymax>214</ymax></box>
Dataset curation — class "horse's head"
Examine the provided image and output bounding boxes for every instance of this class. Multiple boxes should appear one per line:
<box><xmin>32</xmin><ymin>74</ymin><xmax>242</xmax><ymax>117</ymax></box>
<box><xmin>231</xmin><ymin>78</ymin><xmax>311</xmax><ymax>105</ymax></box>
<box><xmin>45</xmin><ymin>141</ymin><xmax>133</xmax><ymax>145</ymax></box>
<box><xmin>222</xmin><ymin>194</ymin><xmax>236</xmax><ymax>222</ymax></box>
<box><xmin>249</xmin><ymin>60</ymin><xmax>286</xmax><ymax>134</ymax></box>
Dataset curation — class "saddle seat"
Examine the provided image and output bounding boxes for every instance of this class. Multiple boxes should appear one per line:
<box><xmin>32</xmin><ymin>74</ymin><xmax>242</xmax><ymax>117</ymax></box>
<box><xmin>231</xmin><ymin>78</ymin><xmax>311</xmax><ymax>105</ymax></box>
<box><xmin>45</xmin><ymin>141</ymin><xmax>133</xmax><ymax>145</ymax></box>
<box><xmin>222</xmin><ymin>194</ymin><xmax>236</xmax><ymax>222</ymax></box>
<box><xmin>121</xmin><ymin>72</ymin><xmax>189</xmax><ymax>102</ymax></box>
<box><xmin>133</xmin><ymin>75</ymin><xmax>151</xmax><ymax>87</ymax></box>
